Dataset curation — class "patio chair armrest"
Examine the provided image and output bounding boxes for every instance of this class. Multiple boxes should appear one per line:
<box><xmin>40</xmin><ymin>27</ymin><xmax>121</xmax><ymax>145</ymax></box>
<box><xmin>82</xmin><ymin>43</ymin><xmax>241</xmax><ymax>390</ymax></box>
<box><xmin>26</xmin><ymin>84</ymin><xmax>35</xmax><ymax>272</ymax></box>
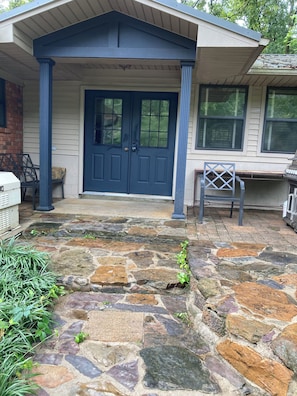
<box><xmin>199</xmin><ymin>175</ymin><xmax>205</xmax><ymax>191</ymax></box>
<box><xmin>235</xmin><ymin>175</ymin><xmax>245</xmax><ymax>191</ymax></box>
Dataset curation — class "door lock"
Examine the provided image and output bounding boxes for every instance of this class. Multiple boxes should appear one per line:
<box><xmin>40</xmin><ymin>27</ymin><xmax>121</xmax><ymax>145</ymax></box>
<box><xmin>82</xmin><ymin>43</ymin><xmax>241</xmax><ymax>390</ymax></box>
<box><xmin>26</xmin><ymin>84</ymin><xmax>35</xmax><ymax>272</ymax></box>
<box><xmin>131</xmin><ymin>144</ymin><xmax>137</xmax><ymax>152</ymax></box>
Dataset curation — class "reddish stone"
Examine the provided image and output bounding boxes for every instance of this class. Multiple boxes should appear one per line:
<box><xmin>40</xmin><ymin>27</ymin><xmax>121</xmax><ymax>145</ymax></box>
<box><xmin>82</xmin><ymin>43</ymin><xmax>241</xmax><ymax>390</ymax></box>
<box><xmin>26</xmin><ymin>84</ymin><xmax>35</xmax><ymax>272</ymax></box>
<box><xmin>232</xmin><ymin>282</ymin><xmax>297</xmax><ymax>321</ymax></box>
<box><xmin>217</xmin><ymin>340</ymin><xmax>293</xmax><ymax>396</ymax></box>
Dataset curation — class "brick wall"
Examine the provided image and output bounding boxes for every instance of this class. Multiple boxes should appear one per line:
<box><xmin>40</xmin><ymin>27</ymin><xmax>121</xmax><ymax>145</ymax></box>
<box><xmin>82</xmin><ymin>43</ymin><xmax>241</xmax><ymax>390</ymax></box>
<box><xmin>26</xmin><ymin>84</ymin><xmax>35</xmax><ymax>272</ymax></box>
<box><xmin>0</xmin><ymin>80</ymin><xmax>23</xmax><ymax>154</ymax></box>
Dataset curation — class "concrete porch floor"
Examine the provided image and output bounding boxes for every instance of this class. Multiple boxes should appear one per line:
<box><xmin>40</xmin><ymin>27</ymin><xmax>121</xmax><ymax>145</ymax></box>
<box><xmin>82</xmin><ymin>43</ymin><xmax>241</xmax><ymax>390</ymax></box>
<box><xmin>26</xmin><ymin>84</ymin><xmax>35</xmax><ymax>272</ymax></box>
<box><xmin>15</xmin><ymin>196</ymin><xmax>297</xmax><ymax>250</ymax></box>
<box><xmin>52</xmin><ymin>197</ymin><xmax>176</xmax><ymax>219</ymax></box>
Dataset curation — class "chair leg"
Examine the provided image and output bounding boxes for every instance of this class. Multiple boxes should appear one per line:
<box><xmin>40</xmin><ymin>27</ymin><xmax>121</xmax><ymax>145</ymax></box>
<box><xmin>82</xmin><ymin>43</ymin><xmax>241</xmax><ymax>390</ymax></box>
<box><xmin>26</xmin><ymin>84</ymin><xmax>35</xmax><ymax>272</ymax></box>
<box><xmin>238</xmin><ymin>201</ymin><xmax>244</xmax><ymax>226</ymax></box>
<box><xmin>198</xmin><ymin>197</ymin><xmax>204</xmax><ymax>223</ymax></box>
<box><xmin>238</xmin><ymin>189</ymin><xmax>245</xmax><ymax>226</ymax></box>
<box><xmin>21</xmin><ymin>187</ymin><xmax>26</xmax><ymax>201</ymax></box>
<box><xmin>32</xmin><ymin>188</ymin><xmax>36</xmax><ymax>210</ymax></box>
<box><xmin>230</xmin><ymin>201</ymin><xmax>234</xmax><ymax>218</ymax></box>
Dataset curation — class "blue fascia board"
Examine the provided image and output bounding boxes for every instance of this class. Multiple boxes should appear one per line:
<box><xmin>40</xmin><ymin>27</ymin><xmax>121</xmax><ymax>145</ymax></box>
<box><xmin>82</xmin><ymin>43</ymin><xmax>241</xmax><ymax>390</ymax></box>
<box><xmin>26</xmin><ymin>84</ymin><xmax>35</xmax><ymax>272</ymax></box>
<box><xmin>0</xmin><ymin>0</ymin><xmax>262</xmax><ymax>43</ymax></box>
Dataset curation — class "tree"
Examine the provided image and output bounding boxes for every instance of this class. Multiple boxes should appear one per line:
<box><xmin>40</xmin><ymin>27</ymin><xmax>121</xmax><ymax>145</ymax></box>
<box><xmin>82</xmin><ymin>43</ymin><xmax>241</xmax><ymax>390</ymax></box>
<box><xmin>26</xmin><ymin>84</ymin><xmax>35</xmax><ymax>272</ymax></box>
<box><xmin>0</xmin><ymin>0</ymin><xmax>32</xmax><ymax>13</ymax></box>
<box><xmin>179</xmin><ymin>0</ymin><xmax>297</xmax><ymax>53</ymax></box>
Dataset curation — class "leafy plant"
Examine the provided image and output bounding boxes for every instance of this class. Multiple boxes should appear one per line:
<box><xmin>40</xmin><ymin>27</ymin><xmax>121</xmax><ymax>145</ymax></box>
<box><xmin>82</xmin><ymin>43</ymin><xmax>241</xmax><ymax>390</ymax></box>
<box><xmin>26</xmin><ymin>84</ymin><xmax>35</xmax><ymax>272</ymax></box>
<box><xmin>176</xmin><ymin>240</ymin><xmax>190</xmax><ymax>285</ymax></box>
<box><xmin>0</xmin><ymin>238</ymin><xmax>63</xmax><ymax>395</ymax></box>
<box><xmin>83</xmin><ymin>233</ymin><xmax>96</xmax><ymax>239</ymax></box>
<box><xmin>74</xmin><ymin>331</ymin><xmax>89</xmax><ymax>344</ymax></box>
<box><xmin>174</xmin><ymin>312</ymin><xmax>191</xmax><ymax>326</ymax></box>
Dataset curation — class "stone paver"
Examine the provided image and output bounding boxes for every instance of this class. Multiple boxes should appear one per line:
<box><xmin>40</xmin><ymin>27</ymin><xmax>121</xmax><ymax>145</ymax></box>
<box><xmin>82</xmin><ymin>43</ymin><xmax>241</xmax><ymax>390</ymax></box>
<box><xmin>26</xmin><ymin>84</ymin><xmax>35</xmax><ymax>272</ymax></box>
<box><xmin>13</xmin><ymin>204</ymin><xmax>297</xmax><ymax>395</ymax></box>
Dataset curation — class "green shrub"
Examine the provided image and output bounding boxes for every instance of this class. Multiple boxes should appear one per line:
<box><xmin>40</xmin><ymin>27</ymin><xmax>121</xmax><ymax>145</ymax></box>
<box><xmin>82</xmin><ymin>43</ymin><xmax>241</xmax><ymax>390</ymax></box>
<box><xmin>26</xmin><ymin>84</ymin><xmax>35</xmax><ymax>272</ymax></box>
<box><xmin>0</xmin><ymin>238</ymin><xmax>64</xmax><ymax>395</ymax></box>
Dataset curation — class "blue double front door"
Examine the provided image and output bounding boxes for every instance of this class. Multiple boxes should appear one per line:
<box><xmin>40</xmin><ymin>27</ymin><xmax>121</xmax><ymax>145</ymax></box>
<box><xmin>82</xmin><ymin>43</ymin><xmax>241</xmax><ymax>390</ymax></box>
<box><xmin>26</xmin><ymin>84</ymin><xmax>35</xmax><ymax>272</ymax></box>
<box><xmin>84</xmin><ymin>90</ymin><xmax>177</xmax><ymax>196</ymax></box>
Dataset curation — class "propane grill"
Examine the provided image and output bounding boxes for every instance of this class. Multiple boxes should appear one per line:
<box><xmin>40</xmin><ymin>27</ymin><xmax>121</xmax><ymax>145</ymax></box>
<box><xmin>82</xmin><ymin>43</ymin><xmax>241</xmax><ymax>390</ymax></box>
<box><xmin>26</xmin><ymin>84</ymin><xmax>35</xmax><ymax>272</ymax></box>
<box><xmin>283</xmin><ymin>150</ymin><xmax>297</xmax><ymax>232</ymax></box>
<box><xmin>284</xmin><ymin>151</ymin><xmax>297</xmax><ymax>180</ymax></box>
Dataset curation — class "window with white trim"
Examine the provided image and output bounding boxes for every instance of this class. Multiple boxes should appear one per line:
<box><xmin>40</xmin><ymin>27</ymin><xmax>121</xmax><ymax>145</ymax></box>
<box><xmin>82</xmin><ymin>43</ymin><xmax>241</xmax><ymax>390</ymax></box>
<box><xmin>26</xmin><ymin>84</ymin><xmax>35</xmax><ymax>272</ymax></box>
<box><xmin>196</xmin><ymin>85</ymin><xmax>247</xmax><ymax>150</ymax></box>
<box><xmin>262</xmin><ymin>87</ymin><xmax>297</xmax><ymax>153</ymax></box>
<box><xmin>0</xmin><ymin>79</ymin><xmax>5</xmax><ymax>128</ymax></box>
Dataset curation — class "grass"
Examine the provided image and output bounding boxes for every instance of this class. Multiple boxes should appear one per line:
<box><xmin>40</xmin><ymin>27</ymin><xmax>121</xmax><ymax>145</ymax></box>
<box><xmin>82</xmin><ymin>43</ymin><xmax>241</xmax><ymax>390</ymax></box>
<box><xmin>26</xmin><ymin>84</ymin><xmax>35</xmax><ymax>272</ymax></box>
<box><xmin>0</xmin><ymin>238</ymin><xmax>64</xmax><ymax>395</ymax></box>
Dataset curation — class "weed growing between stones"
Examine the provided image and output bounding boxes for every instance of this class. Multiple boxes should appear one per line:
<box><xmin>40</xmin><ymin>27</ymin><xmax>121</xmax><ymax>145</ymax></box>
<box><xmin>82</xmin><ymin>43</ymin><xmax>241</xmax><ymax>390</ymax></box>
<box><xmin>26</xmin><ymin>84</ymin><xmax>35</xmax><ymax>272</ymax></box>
<box><xmin>83</xmin><ymin>233</ymin><xmax>96</xmax><ymax>239</ymax></box>
<box><xmin>74</xmin><ymin>331</ymin><xmax>89</xmax><ymax>344</ymax></box>
<box><xmin>174</xmin><ymin>312</ymin><xmax>191</xmax><ymax>326</ymax></box>
<box><xmin>0</xmin><ymin>238</ymin><xmax>64</xmax><ymax>395</ymax></box>
<box><xmin>176</xmin><ymin>240</ymin><xmax>190</xmax><ymax>286</ymax></box>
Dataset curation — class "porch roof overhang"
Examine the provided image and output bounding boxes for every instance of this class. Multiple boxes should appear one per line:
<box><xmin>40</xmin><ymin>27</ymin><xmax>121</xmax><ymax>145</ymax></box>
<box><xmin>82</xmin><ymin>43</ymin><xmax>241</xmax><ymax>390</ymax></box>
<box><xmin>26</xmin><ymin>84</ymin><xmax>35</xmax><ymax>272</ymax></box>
<box><xmin>0</xmin><ymin>0</ymin><xmax>267</xmax><ymax>85</ymax></box>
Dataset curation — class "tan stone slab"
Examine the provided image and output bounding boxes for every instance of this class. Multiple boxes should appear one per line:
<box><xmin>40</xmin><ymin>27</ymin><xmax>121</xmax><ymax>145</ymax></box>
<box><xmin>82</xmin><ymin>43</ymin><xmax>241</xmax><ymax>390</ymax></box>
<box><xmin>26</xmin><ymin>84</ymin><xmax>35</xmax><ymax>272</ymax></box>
<box><xmin>84</xmin><ymin>311</ymin><xmax>144</xmax><ymax>342</ymax></box>
<box><xmin>226</xmin><ymin>314</ymin><xmax>274</xmax><ymax>343</ymax></box>
<box><xmin>90</xmin><ymin>265</ymin><xmax>128</xmax><ymax>285</ymax></box>
<box><xmin>217</xmin><ymin>248</ymin><xmax>260</xmax><ymax>258</ymax></box>
<box><xmin>66</xmin><ymin>238</ymin><xmax>143</xmax><ymax>252</ymax></box>
<box><xmin>126</xmin><ymin>293</ymin><xmax>158</xmax><ymax>305</ymax></box>
<box><xmin>273</xmin><ymin>273</ymin><xmax>297</xmax><ymax>287</ymax></box>
<box><xmin>32</xmin><ymin>365</ymin><xmax>74</xmax><ymax>388</ymax></box>
<box><xmin>231</xmin><ymin>242</ymin><xmax>266</xmax><ymax>251</ymax></box>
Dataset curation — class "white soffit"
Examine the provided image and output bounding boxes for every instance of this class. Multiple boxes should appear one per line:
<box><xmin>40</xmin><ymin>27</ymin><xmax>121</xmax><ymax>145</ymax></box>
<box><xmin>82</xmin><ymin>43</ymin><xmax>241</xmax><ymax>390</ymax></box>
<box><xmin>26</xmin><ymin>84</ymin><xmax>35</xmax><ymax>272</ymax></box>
<box><xmin>197</xmin><ymin>22</ymin><xmax>264</xmax><ymax>48</ymax></box>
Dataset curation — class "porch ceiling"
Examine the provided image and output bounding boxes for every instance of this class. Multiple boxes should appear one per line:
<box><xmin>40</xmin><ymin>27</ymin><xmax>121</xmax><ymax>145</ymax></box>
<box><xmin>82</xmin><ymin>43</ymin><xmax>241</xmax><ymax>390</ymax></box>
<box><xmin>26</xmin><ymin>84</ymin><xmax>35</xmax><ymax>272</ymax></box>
<box><xmin>1</xmin><ymin>45</ymin><xmax>297</xmax><ymax>87</ymax></box>
<box><xmin>0</xmin><ymin>0</ymin><xmax>275</xmax><ymax>85</ymax></box>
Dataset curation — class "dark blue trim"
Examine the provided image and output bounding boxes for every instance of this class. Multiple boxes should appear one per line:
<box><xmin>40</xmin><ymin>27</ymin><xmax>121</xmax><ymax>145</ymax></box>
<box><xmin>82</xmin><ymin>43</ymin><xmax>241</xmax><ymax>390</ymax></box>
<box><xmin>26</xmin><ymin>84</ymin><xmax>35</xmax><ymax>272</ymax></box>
<box><xmin>172</xmin><ymin>61</ymin><xmax>194</xmax><ymax>219</ymax></box>
<box><xmin>34</xmin><ymin>12</ymin><xmax>196</xmax><ymax>60</ymax></box>
<box><xmin>36</xmin><ymin>58</ymin><xmax>55</xmax><ymax>211</ymax></box>
<box><xmin>0</xmin><ymin>0</ymin><xmax>262</xmax><ymax>42</ymax></box>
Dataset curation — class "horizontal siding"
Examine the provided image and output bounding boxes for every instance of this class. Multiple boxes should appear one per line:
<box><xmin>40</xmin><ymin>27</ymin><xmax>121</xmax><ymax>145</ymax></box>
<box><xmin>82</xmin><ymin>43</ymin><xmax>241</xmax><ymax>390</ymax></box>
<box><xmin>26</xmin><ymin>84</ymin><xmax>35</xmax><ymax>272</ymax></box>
<box><xmin>24</xmin><ymin>81</ymin><xmax>81</xmax><ymax>197</ymax></box>
<box><xmin>24</xmin><ymin>81</ymin><xmax>81</xmax><ymax>157</ymax></box>
<box><xmin>52</xmin><ymin>83</ymin><xmax>80</xmax><ymax>156</ymax></box>
<box><xmin>245</xmin><ymin>86</ymin><xmax>263</xmax><ymax>158</ymax></box>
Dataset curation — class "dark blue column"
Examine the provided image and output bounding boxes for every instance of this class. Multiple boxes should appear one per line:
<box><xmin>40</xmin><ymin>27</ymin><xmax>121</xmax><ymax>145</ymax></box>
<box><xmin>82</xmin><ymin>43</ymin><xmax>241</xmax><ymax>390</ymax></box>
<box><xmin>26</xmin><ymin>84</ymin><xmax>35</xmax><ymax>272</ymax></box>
<box><xmin>172</xmin><ymin>61</ymin><xmax>194</xmax><ymax>219</ymax></box>
<box><xmin>36</xmin><ymin>58</ymin><xmax>55</xmax><ymax>211</ymax></box>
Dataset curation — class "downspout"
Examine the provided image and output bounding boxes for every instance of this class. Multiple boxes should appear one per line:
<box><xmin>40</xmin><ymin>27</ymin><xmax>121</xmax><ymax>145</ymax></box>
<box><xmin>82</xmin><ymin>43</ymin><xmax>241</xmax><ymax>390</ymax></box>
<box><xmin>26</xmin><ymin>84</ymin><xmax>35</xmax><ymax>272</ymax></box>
<box><xmin>172</xmin><ymin>60</ymin><xmax>194</xmax><ymax>219</ymax></box>
<box><xmin>36</xmin><ymin>58</ymin><xmax>55</xmax><ymax>211</ymax></box>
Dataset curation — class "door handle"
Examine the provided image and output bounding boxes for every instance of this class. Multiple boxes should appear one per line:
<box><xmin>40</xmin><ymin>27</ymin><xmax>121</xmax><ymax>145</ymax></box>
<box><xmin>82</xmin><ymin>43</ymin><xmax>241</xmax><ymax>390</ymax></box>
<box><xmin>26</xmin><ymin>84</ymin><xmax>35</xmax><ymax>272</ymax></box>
<box><xmin>131</xmin><ymin>144</ymin><xmax>137</xmax><ymax>152</ymax></box>
<box><xmin>124</xmin><ymin>147</ymin><xmax>129</xmax><ymax>152</ymax></box>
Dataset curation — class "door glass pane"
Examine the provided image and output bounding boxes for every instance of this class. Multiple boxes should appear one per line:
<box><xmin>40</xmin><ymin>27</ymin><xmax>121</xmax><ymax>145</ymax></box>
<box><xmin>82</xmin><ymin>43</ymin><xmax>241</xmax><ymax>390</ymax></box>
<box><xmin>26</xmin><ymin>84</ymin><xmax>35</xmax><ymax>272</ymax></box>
<box><xmin>140</xmin><ymin>99</ymin><xmax>169</xmax><ymax>148</ymax></box>
<box><xmin>94</xmin><ymin>98</ymin><xmax>122</xmax><ymax>145</ymax></box>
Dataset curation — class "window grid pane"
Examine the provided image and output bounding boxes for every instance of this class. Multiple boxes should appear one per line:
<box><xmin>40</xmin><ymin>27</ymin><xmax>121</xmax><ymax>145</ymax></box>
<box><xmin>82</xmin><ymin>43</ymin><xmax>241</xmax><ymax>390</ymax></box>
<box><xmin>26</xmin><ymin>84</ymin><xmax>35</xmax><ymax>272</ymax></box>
<box><xmin>263</xmin><ymin>88</ymin><xmax>297</xmax><ymax>153</ymax></box>
<box><xmin>197</xmin><ymin>85</ymin><xmax>247</xmax><ymax>150</ymax></box>
<box><xmin>140</xmin><ymin>99</ymin><xmax>169</xmax><ymax>148</ymax></box>
<box><xmin>94</xmin><ymin>98</ymin><xmax>122</xmax><ymax>145</ymax></box>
